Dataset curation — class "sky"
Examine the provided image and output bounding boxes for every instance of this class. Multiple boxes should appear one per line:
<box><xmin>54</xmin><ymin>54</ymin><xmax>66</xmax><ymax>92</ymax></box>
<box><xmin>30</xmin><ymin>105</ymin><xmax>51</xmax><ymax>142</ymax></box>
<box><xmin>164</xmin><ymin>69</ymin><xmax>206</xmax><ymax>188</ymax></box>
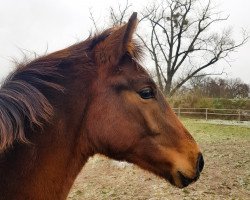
<box><xmin>0</xmin><ymin>0</ymin><xmax>249</xmax><ymax>84</ymax></box>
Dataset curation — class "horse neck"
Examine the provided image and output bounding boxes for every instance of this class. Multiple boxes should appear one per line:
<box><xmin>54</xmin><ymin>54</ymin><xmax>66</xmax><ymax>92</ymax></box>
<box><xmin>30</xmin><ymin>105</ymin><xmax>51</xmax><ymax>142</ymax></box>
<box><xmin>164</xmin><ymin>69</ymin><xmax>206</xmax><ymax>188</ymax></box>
<box><xmin>0</xmin><ymin>95</ymin><xmax>93</xmax><ymax>200</ymax></box>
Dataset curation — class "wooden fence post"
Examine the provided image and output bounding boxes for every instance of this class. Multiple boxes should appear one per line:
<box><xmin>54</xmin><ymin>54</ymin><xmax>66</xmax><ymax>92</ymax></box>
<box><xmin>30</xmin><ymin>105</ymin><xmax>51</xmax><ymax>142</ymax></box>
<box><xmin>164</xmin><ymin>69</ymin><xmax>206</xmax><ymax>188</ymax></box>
<box><xmin>206</xmin><ymin>108</ymin><xmax>208</xmax><ymax>120</ymax></box>
<box><xmin>178</xmin><ymin>107</ymin><xmax>181</xmax><ymax>117</ymax></box>
<box><xmin>238</xmin><ymin>109</ymin><xmax>241</xmax><ymax>121</ymax></box>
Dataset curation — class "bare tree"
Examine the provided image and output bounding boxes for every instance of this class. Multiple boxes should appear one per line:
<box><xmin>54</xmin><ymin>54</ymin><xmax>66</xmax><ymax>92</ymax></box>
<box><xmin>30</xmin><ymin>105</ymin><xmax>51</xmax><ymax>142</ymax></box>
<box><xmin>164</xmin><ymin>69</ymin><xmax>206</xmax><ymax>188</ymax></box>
<box><xmin>139</xmin><ymin>0</ymin><xmax>248</xmax><ymax>96</ymax></box>
<box><xmin>109</xmin><ymin>0</ymin><xmax>132</xmax><ymax>25</ymax></box>
<box><xmin>90</xmin><ymin>0</ymin><xmax>248</xmax><ymax>96</ymax></box>
<box><xmin>226</xmin><ymin>78</ymin><xmax>249</xmax><ymax>98</ymax></box>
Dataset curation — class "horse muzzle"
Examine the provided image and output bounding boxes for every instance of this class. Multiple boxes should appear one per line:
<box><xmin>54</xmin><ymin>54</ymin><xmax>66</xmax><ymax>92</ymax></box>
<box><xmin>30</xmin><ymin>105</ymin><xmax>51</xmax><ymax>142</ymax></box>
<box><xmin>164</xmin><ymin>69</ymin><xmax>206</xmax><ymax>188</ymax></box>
<box><xmin>176</xmin><ymin>153</ymin><xmax>204</xmax><ymax>188</ymax></box>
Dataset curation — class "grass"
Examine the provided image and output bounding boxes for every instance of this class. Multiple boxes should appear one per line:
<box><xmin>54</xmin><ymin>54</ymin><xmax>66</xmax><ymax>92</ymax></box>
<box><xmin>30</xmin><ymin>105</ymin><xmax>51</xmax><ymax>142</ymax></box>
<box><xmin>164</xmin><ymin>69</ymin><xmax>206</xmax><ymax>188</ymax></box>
<box><xmin>181</xmin><ymin>118</ymin><xmax>250</xmax><ymax>141</ymax></box>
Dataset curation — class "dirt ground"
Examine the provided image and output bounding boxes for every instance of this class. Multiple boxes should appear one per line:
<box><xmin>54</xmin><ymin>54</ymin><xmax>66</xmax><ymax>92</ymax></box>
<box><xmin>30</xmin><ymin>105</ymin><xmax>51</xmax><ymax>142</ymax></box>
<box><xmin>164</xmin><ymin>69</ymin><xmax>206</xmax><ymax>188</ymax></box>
<box><xmin>67</xmin><ymin>119</ymin><xmax>250</xmax><ymax>200</ymax></box>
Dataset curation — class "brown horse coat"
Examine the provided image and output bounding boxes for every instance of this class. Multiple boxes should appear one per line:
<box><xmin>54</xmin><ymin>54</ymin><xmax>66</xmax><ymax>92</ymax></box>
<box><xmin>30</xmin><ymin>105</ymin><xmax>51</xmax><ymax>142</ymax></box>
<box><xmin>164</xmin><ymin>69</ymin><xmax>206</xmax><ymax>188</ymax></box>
<box><xmin>0</xmin><ymin>13</ymin><xmax>203</xmax><ymax>200</ymax></box>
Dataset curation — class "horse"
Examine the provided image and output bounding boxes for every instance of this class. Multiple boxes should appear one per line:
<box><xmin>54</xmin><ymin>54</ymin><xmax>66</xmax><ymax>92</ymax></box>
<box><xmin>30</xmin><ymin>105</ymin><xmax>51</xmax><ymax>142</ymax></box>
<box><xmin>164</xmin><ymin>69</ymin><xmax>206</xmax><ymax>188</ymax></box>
<box><xmin>0</xmin><ymin>13</ymin><xmax>204</xmax><ymax>200</ymax></box>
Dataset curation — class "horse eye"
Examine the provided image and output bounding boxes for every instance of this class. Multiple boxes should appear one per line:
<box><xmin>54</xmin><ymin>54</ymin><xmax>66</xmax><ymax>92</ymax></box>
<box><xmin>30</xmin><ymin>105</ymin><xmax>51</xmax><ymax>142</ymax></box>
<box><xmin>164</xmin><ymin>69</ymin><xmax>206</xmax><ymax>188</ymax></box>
<box><xmin>138</xmin><ymin>87</ymin><xmax>155</xmax><ymax>99</ymax></box>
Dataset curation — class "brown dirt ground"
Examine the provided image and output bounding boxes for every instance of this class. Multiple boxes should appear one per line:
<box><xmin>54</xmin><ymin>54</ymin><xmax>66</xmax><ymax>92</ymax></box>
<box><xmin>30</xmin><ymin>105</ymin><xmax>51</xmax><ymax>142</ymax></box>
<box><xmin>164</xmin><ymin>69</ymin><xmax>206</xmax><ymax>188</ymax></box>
<box><xmin>67</xmin><ymin>119</ymin><xmax>250</xmax><ymax>200</ymax></box>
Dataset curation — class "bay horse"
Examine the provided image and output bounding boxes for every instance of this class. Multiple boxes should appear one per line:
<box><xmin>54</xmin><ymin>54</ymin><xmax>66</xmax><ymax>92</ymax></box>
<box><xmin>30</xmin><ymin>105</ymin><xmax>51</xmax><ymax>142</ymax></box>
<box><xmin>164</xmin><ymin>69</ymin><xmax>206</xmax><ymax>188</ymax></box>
<box><xmin>0</xmin><ymin>13</ymin><xmax>204</xmax><ymax>200</ymax></box>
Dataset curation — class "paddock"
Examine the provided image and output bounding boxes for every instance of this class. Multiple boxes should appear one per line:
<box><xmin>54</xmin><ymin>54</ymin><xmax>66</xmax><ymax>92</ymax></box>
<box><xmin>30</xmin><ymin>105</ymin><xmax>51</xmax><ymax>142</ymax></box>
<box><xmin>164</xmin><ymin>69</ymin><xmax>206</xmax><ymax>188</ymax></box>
<box><xmin>68</xmin><ymin>118</ymin><xmax>250</xmax><ymax>200</ymax></box>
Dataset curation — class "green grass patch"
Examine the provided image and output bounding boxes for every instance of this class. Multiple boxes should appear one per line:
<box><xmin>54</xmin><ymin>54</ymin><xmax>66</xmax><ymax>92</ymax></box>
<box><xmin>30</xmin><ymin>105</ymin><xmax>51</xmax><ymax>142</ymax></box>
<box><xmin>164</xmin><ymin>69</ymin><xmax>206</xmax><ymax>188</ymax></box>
<box><xmin>180</xmin><ymin>118</ymin><xmax>250</xmax><ymax>142</ymax></box>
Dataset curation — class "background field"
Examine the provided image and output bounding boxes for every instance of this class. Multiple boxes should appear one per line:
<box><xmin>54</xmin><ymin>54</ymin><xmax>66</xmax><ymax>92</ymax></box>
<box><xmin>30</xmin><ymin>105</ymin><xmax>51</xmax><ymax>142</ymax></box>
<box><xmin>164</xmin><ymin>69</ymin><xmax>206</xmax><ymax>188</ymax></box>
<box><xmin>67</xmin><ymin>118</ymin><xmax>250</xmax><ymax>200</ymax></box>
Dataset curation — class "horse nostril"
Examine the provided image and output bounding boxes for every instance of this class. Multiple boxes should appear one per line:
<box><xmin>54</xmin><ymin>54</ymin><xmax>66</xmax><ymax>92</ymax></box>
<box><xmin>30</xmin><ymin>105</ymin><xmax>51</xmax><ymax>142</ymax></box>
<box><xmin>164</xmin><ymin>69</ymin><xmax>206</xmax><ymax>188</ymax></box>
<box><xmin>197</xmin><ymin>153</ymin><xmax>204</xmax><ymax>174</ymax></box>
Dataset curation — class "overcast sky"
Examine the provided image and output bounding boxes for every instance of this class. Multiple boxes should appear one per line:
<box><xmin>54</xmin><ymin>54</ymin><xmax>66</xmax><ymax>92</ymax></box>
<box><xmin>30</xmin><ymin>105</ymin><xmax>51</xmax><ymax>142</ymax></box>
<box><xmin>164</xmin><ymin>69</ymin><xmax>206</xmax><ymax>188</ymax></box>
<box><xmin>0</xmin><ymin>0</ymin><xmax>249</xmax><ymax>84</ymax></box>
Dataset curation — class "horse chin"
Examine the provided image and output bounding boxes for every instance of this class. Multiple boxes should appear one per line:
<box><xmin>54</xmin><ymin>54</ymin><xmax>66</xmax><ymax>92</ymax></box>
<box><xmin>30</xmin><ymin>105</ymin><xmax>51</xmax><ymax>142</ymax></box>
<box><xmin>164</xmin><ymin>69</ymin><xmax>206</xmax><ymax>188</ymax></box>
<box><xmin>168</xmin><ymin>171</ymin><xmax>199</xmax><ymax>188</ymax></box>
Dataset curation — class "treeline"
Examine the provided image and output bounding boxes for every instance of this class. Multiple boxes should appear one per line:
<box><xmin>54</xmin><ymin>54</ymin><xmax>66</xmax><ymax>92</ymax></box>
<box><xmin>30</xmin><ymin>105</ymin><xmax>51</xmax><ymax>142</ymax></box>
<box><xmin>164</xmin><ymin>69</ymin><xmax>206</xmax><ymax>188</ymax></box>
<box><xmin>176</xmin><ymin>77</ymin><xmax>249</xmax><ymax>99</ymax></box>
<box><xmin>169</xmin><ymin>96</ymin><xmax>250</xmax><ymax>110</ymax></box>
<box><xmin>169</xmin><ymin>77</ymin><xmax>250</xmax><ymax>110</ymax></box>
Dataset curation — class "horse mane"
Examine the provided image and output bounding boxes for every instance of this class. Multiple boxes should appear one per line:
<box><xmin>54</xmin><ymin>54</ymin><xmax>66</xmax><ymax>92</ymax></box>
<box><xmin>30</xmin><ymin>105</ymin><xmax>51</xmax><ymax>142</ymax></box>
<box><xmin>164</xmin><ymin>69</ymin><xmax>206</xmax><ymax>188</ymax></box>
<box><xmin>0</xmin><ymin>25</ymin><xmax>142</xmax><ymax>152</ymax></box>
<box><xmin>0</xmin><ymin>61</ymin><xmax>64</xmax><ymax>151</ymax></box>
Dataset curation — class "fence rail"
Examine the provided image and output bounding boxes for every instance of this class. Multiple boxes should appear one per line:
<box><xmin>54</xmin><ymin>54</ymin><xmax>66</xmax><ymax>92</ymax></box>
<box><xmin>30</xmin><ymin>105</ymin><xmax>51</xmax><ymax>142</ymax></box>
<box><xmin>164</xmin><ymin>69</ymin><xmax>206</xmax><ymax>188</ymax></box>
<box><xmin>172</xmin><ymin>108</ymin><xmax>250</xmax><ymax>121</ymax></box>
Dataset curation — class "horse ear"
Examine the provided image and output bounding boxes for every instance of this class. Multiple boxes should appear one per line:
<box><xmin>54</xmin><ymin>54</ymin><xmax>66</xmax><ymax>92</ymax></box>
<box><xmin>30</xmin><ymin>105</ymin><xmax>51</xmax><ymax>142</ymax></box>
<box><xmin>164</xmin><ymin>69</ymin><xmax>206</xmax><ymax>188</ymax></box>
<box><xmin>94</xmin><ymin>12</ymin><xmax>138</xmax><ymax>67</ymax></box>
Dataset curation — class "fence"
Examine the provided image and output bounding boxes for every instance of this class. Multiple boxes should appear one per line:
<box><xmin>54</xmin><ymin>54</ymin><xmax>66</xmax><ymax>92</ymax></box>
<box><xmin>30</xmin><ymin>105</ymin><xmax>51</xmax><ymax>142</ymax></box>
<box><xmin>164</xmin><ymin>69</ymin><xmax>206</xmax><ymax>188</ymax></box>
<box><xmin>172</xmin><ymin>108</ymin><xmax>250</xmax><ymax>121</ymax></box>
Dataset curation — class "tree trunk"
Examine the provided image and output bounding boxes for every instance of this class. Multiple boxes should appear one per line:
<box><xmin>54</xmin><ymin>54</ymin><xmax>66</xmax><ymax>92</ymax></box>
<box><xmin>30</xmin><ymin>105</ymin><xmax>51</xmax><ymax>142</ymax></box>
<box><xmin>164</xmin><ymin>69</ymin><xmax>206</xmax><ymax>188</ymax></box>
<box><xmin>155</xmin><ymin>64</ymin><xmax>163</xmax><ymax>91</ymax></box>
<box><xmin>164</xmin><ymin>77</ymin><xmax>172</xmax><ymax>96</ymax></box>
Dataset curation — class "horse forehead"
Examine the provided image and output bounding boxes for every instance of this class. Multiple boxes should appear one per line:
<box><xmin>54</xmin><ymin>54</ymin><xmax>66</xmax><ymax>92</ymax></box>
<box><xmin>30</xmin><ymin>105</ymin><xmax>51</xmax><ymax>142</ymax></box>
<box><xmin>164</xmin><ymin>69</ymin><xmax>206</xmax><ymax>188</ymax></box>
<box><xmin>122</xmin><ymin>62</ymin><xmax>151</xmax><ymax>79</ymax></box>
<box><xmin>117</xmin><ymin>70</ymin><xmax>152</xmax><ymax>87</ymax></box>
